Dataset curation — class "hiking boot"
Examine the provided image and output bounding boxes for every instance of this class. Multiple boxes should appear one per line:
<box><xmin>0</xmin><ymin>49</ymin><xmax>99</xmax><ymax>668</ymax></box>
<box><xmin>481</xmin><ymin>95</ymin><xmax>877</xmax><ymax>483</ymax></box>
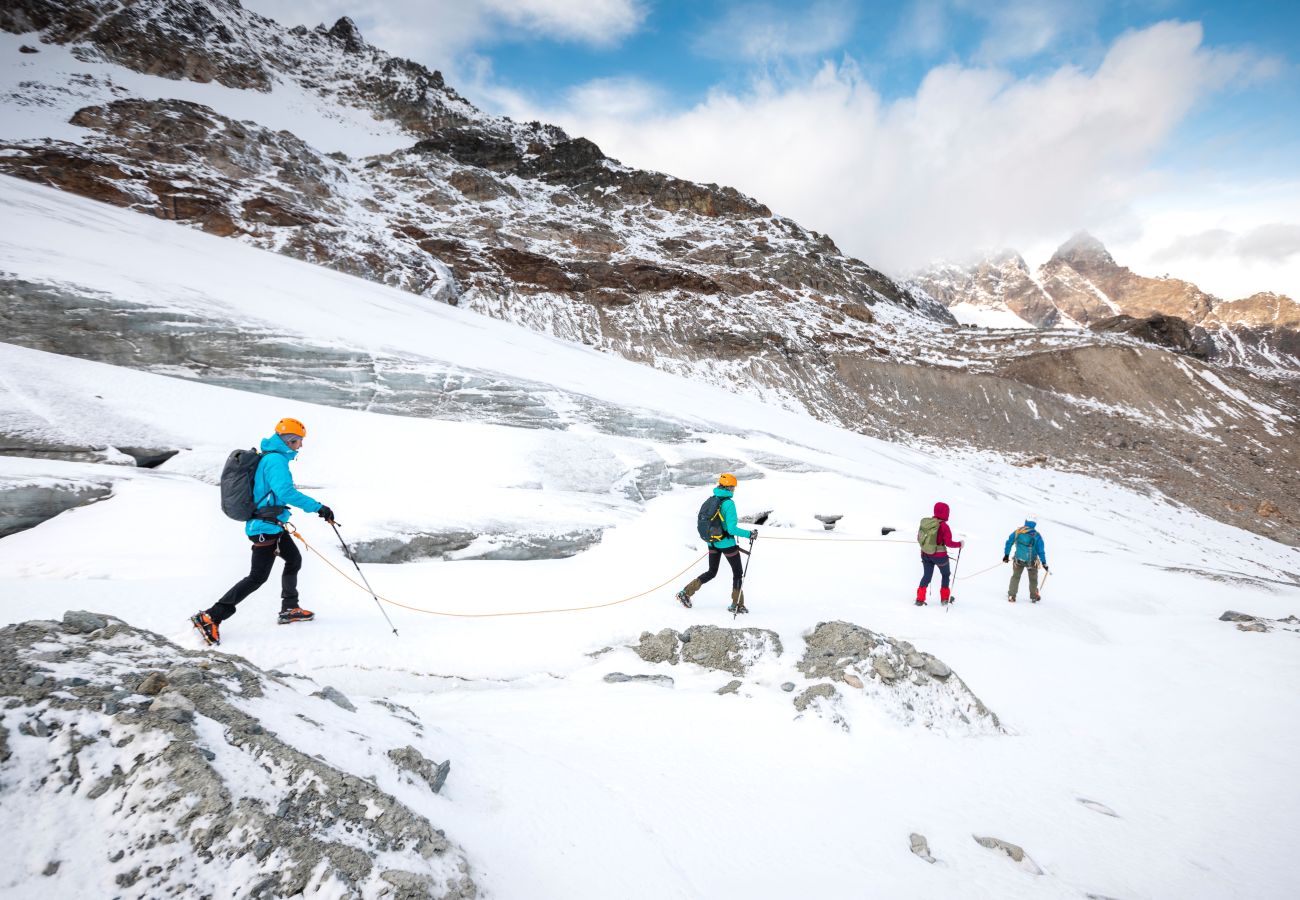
<box><xmin>1030</xmin><ymin>595</ymin><xmax>1041</xmax><ymax>604</ymax></box>
<box><xmin>733</xmin><ymin>603</ymin><xmax>749</xmax><ymax>614</ymax></box>
<box><xmin>278</xmin><ymin>607</ymin><xmax>315</xmax><ymax>625</ymax></box>
<box><xmin>192</xmin><ymin>612</ymin><xmax>220</xmax><ymax>646</ymax></box>
<box><xmin>939</xmin><ymin>587</ymin><xmax>952</xmax><ymax>605</ymax></box>
<box><xmin>1007</xmin><ymin>595</ymin><xmax>1016</xmax><ymax>603</ymax></box>
<box><xmin>676</xmin><ymin>589</ymin><xmax>693</xmax><ymax>609</ymax></box>
<box><xmin>728</xmin><ymin>588</ymin><xmax>745</xmax><ymax>613</ymax></box>
<box><xmin>914</xmin><ymin>599</ymin><xmax>927</xmax><ymax>606</ymax></box>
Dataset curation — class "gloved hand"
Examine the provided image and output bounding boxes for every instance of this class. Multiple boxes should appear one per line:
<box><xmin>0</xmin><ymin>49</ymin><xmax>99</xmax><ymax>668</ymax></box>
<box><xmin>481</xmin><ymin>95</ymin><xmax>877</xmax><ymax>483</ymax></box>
<box><xmin>1043</xmin><ymin>564</ymin><xmax>1050</xmax><ymax>572</ymax></box>
<box><xmin>749</xmin><ymin>528</ymin><xmax>758</xmax><ymax>541</ymax></box>
<box><xmin>1002</xmin><ymin>555</ymin><xmax>1009</xmax><ymax>563</ymax></box>
<box><xmin>317</xmin><ymin>505</ymin><xmax>335</xmax><ymax>523</ymax></box>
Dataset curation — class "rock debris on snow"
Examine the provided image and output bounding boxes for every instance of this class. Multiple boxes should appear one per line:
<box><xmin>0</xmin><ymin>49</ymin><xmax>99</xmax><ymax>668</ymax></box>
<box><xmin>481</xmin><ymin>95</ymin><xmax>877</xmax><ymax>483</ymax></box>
<box><xmin>633</xmin><ymin>625</ymin><xmax>781</xmax><ymax>675</ymax></box>
<box><xmin>1077</xmin><ymin>798</ymin><xmax>1120</xmax><ymax>817</ymax></box>
<box><xmin>603</xmin><ymin>672</ymin><xmax>674</xmax><ymax>687</ymax></box>
<box><xmin>389</xmin><ymin>745</ymin><xmax>452</xmax><ymax>794</ymax></box>
<box><xmin>313</xmin><ymin>684</ymin><xmax>358</xmax><ymax>712</ymax></box>
<box><xmin>973</xmin><ymin>836</ymin><xmax>1043</xmax><ymax>875</ymax></box>
<box><xmin>0</xmin><ymin>613</ymin><xmax>476</xmax><ymax>899</ymax></box>
<box><xmin>909</xmin><ymin>833</ymin><xmax>936</xmax><ymax>864</ymax></box>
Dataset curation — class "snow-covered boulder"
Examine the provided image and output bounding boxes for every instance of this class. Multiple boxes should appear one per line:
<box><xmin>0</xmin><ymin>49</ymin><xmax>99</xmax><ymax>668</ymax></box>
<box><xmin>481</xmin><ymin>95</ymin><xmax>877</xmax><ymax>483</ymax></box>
<box><xmin>798</xmin><ymin>621</ymin><xmax>1002</xmax><ymax>733</ymax></box>
<box><xmin>0</xmin><ymin>612</ymin><xmax>477</xmax><ymax>898</ymax></box>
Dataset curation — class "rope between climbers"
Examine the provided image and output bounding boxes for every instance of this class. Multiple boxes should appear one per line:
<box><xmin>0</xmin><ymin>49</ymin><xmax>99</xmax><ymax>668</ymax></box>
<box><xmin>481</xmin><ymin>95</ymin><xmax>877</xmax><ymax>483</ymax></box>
<box><xmin>289</xmin><ymin>524</ymin><xmax>1016</xmax><ymax>618</ymax></box>
<box><xmin>289</xmin><ymin>526</ymin><xmax>705</xmax><ymax>618</ymax></box>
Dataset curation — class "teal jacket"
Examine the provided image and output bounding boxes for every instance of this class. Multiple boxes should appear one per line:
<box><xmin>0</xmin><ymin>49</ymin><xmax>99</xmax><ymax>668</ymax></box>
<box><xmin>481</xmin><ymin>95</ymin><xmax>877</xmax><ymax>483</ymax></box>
<box><xmin>247</xmin><ymin>433</ymin><xmax>322</xmax><ymax>537</ymax></box>
<box><xmin>710</xmin><ymin>486</ymin><xmax>753</xmax><ymax>549</ymax></box>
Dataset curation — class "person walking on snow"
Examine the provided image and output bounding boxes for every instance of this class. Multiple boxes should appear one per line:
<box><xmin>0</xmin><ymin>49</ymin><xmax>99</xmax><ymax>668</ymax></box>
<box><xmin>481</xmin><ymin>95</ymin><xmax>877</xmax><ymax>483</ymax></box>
<box><xmin>916</xmin><ymin>501</ymin><xmax>962</xmax><ymax>606</ymax></box>
<box><xmin>1003</xmin><ymin>519</ymin><xmax>1048</xmax><ymax>603</ymax></box>
<box><xmin>192</xmin><ymin>418</ymin><xmax>335</xmax><ymax>646</ymax></box>
<box><xmin>677</xmin><ymin>473</ymin><xmax>756</xmax><ymax>613</ymax></box>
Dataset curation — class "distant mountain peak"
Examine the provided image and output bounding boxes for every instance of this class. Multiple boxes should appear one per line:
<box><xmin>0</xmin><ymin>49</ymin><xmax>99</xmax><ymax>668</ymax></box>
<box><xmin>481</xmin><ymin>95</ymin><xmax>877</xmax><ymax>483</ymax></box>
<box><xmin>1050</xmin><ymin>232</ymin><xmax>1115</xmax><ymax>268</ymax></box>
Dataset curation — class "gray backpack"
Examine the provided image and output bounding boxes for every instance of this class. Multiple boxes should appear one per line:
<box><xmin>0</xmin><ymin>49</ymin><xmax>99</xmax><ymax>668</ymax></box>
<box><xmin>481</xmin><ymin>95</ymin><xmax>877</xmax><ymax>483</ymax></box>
<box><xmin>219</xmin><ymin>449</ymin><xmax>281</xmax><ymax>521</ymax></box>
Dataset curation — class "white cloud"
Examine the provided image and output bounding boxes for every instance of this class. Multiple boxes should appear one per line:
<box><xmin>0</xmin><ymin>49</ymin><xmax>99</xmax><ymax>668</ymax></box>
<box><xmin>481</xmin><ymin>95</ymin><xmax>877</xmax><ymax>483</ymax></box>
<box><xmin>965</xmin><ymin>0</ymin><xmax>1101</xmax><ymax>63</ymax></box>
<box><xmin>1119</xmin><ymin>186</ymin><xmax>1300</xmax><ymax>299</ymax></box>
<box><xmin>693</xmin><ymin>1</ymin><xmax>856</xmax><ymax>62</ymax></box>
<box><xmin>891</xmin><ymin>0</ymin><xmax>949</xmax><ymax>57</ymax></box>
<box><xmin>517</xmin><ymin>21</ymin><xmax>1269</xmax><ymax>284</ymax></box>
<box><xmin>240</xmin><ymin>0</ymin><xmax>646</xmax><ymax>71</ymax></box>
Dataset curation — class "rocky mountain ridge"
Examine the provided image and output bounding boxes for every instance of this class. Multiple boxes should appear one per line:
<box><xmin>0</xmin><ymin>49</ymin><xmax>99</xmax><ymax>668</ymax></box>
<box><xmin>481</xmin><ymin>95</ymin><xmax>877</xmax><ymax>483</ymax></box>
<box><xmin>913</xmin><ymin>233</ymin><xmax>1300</xmax><ymax>371</ymax></box>
<box><xmin>0</xmin><ymin>0</ymin><xmax>1297</xmax><ymax>543</ymax></box>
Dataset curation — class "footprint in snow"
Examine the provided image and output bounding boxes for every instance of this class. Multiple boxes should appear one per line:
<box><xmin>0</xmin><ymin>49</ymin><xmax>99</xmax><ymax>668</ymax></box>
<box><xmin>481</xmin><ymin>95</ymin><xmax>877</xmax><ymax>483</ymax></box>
<box><xmin>1077</xmin><ymin>798</ymin><xmax>1120</xmax><ymax>817</ymax></box>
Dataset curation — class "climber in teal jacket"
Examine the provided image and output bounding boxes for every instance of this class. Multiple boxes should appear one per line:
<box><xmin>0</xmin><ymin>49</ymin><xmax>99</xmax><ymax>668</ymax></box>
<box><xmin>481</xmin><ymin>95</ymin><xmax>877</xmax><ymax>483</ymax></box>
<box><xmin>676</xmin><ymin>473</ymin><xmax>756</xmax><ymax>613</ymax></box>
<box><xmin>247</xmin><ymin>431</ymin><xmax>324</xmax><ymax>537</ymax></box>
<box><xmin>193</xmin><ymin>418</ymin><xmax>333</xmax><ymax>646</ymax></box>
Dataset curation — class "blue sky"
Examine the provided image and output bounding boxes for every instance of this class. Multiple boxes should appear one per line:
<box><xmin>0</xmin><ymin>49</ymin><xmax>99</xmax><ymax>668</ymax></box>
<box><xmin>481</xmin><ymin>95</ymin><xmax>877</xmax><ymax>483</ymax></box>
<box><xmin>249</xmin><ymin>0</ymin><xmax>1300</xmax><ymax>297</ymax></box>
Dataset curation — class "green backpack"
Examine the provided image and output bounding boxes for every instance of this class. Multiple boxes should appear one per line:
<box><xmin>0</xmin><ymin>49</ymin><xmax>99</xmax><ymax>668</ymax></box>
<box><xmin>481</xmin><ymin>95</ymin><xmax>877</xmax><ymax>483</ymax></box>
<box><xmin>917</xmin><ymin>516</ymin><xmax>940</xmax><ymax>554</ymax></box>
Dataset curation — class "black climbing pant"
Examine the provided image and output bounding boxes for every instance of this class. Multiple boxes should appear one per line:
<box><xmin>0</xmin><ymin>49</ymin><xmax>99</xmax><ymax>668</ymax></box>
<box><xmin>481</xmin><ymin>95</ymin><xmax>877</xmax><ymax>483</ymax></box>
<box><xmin>698</xmin><ymin>546</ymin><xmax>744</xmax><ymax>590</ymax></box>
<box><xmin>208</xmin><ymin>531</ymin><xmax>302</xmax><ymax>622</ymax></box>
<box><xmin>919</xmin><ymin>553</ymin><xmax>951</xmax><ymax>590</ymax></box>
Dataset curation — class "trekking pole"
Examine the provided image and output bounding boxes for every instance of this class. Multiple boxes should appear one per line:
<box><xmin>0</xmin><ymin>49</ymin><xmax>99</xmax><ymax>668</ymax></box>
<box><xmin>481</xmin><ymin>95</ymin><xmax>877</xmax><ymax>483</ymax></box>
<box><xmin>735</xmin><ymin>535</ymin><xmax>756</xmax><ymax>620</ymax></box>
<box><xmin>329</xmin><ymin>520</ymin><xmax>399</xmax><ymax>637</ymax></box>
<box><xmin>948</xmin><ymin>547</ymin><xmax>964</xmax><ymax>612</ymax></box>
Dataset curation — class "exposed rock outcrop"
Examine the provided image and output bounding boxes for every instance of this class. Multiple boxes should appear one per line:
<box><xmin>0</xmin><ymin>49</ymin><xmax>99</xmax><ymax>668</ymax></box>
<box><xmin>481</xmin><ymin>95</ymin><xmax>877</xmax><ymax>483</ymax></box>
<box><xmin>1089</xmin><ymin>313</ymin><xmax>1212</xmax><ymax>359</ymax></box>
<box><xmin>350</xmin><ymin>528</ymin><xmax>603</xmax><ymax>564</ymax></box>
<box><xmin>0</xmin><ymin>476</ymin><xmax>113</xmax><ymax>537</ymax></box>
<box><xmin>798</xmin><ymin>621</ymin><xmax>1001</xmax><ymax>733</ymax></box>
<box><xmin>631</xmin><ymin>625</ymin><xmax>782</xmax><ymax>675</ymax></box>
<box><xmin>0</xmin><ymin>612</ymin><xmax>476</xmax><ymax>898</ymax></box>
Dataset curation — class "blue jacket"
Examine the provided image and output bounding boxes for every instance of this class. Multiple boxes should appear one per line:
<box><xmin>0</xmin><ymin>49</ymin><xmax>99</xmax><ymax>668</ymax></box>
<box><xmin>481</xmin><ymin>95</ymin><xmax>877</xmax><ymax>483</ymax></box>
<box><xmin>710</xmin><ymin>487</ymin><xmax>753</xmax><ymax>549</ymax></box>
<box><xmin>246</xmin><ymin>433</ymin><xmax>322</xmax><ymax>537</ymax></box>
<box><xmin>1004</xmin><ymin>520</ymin><xmax>1047</xmax><ymax>566</ymax></box>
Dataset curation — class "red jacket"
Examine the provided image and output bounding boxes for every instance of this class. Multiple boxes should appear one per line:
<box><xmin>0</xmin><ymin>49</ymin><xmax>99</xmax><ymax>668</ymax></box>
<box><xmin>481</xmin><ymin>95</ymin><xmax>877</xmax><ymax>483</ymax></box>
<box><xmin>930</xmin><ymin>502</ymin><xmax>962</xmax><ymax>558</ymax></box>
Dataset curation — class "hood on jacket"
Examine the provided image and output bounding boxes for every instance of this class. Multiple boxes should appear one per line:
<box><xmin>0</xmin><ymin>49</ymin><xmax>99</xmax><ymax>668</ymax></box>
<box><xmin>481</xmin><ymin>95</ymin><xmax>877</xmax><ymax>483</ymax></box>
<box><xmin>713</xmin><ymin>486</ymin><xmax>734</xmax><ymax>498</ymax></box>
<box><xmin>260</xmin><ymin>433</ymin><xmax>299</xmax><ymax>460</ymax></box>
<box><xmin>1024</xmin><ymin>519</ymin><xmax>1037</xmax><ymax>529</ymax></box>
<box><xmin>933</xmin><ymin>501</ymin><xmax>949</xmax><ymax>520</ymax></box>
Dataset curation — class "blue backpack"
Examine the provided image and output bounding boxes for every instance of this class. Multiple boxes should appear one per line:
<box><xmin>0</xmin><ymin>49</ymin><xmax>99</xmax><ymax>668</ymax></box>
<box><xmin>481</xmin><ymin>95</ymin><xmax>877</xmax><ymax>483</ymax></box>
<box><xmin>1012</xmin><ymin>527</ymin><xmax>1038</xmax><ymax>563</ymax></box>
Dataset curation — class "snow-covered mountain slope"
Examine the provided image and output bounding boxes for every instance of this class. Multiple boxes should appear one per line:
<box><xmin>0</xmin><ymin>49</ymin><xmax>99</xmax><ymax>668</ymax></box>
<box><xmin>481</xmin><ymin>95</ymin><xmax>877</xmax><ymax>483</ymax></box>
<box><xmin>2</xmin><ymin>174</ymin><xmax>1300</xmax><ymax>899</ymax></box>
<box><xmin>3</xmin><ymin>0</ymin><xmax>1297</xmax><ymax>543</ymax></box>
<box><xmin>3</xmin><ymin>175</ymin><xmax>1296</xmax><ymax>545</ymax></box>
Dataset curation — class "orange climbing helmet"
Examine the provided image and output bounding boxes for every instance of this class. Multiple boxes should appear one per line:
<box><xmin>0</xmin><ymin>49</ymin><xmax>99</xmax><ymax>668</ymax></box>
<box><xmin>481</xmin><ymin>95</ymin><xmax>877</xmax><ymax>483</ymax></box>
<box><xmin>275</xmin><ymin>417</ymin><xmax>307</xmax><ymax>438</ymax></box>
<box><xmin>718</xmin><ymin>472</ymin><xmax>738</xmax><ymax>488</ymax></box>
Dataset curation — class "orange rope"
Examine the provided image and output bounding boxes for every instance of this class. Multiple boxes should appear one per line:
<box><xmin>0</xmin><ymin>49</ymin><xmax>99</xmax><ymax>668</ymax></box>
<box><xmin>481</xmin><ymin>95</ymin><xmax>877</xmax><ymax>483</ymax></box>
<box><xmin>288</xmin><ymin>525</ymin><xmax>705</xmax><ymax>618</ymax></box>
<box><xmin>287</xmin><ymin>522</ymin><xmax>1012</xmax><ymax>618</ymax></box>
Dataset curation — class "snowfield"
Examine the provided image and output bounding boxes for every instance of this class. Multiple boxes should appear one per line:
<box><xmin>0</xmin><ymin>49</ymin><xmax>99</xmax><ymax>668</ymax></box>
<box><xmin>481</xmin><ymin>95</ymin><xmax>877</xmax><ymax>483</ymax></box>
<box><xmin>2</xmin><ymin>176</ymin><xmax>1299</xmax><ymax>899</ymax></box>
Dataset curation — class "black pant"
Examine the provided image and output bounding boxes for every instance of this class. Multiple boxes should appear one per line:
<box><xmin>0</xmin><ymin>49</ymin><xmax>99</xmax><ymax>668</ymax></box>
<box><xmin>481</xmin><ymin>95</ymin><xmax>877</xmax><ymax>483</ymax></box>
<box><xmin>698</xmin><ymin>546</ymin><xmax>744</xmax><ymax>590</ymax></box>
<box><xmin>208</xmin><ymin>531</ymin><xmax>302</xmax><ymax>622</ymax></box>
<box><xmin>919</xmin><ymin>553</ymin><xmax>951</xmax><ymax>589</ymax></box>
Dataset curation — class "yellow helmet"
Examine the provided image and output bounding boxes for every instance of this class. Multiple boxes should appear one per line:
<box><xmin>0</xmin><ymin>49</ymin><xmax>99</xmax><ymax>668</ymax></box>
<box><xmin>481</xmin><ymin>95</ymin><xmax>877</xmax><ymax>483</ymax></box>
<box><xmin>275</xmin><ymin>417</ymin><xmax>307</xmax><ymax>438</ymax></box>
<box><xmin>718</xmin><ymin>472</ymin><xmax>738</xmax><ymax>488</ymax></box>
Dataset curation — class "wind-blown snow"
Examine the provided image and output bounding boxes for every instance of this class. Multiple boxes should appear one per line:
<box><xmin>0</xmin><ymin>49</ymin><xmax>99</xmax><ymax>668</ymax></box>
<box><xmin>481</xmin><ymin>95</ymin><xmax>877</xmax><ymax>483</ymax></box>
<box><xmin>2</xmin><ymin>175</ymin><xmax>1299</xmax><ymax>899</ymax></box>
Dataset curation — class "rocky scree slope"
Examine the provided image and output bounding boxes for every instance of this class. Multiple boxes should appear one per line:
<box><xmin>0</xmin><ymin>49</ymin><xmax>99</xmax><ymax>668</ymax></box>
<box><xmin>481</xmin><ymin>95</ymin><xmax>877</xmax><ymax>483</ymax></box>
<box><xmin>0</xmin><ymin>0</ymin><xmax>1296</xmax><ymax>544</ymax></box>
<box><xmin>914</xmin><ymin>233</ymin><xmax>1300</xmax><ymax>373</ymax></box>
<box><xmin>0</xmin><ymin>610</ymin><xmax>475</xmax><ymax>899</ymax></box>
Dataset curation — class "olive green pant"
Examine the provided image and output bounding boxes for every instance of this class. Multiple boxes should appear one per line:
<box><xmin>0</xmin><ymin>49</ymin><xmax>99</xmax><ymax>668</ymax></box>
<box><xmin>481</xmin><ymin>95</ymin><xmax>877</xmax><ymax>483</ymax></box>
<box><xmin>1008</xmin><ymin>559</ymin><xmax>1040</xmax><ymax>600</ymax></box>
